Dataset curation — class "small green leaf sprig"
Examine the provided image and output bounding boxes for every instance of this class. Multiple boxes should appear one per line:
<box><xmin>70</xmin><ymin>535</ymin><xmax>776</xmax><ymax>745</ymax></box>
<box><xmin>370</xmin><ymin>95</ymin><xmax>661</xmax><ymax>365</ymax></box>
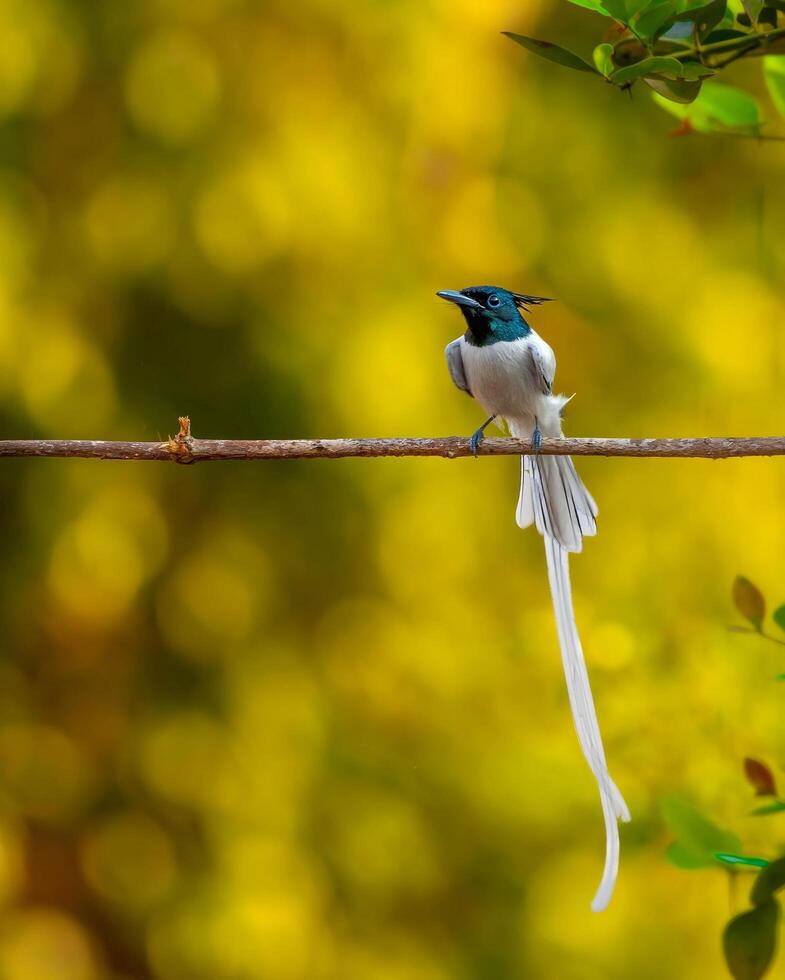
<box><xmin>664</xmin><ymin>758</ymin><xmax>785</xmax><ymax>980</ymax></box>
<box><xmin>505</xmin><ymin>0</ymin><xmax>785</xmax><ymax>138</ymax></box>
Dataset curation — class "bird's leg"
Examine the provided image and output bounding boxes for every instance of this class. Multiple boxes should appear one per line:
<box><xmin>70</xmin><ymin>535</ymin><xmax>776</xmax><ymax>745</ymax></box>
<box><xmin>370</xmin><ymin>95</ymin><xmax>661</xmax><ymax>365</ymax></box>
<box><xmin>532</xmin><ymin>417</ymin><xmax>542</xmax><ymax>452</ymax></box>
<box><xmin>469</xmin><ymin>415</ymin><xmax>496</xmax><ymax>457</ymax></box>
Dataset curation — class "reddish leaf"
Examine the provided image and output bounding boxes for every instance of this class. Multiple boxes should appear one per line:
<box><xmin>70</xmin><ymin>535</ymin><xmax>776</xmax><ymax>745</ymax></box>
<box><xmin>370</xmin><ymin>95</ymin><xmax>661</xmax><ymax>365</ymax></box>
<box><xmin>745</xmin><ymin>758</ymin><xmax>778</xmax><ymax>797</ymax></box>
<box><xmin>733</xmin><ymin>577</ymin><xmax>765</xmax><ymax>631</ymax></box>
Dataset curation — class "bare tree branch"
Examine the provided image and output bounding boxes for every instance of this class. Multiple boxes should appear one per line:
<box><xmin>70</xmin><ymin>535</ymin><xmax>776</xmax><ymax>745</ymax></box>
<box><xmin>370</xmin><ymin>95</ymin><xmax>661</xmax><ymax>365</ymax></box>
<box><xmin>0</xmin><ymin>418</ymin><xmax>783</xmax><ymax>462</ymax></box>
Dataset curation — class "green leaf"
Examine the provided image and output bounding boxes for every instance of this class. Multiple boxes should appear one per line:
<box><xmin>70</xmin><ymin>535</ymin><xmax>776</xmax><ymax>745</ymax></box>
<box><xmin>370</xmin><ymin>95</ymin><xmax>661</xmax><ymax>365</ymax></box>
<box><xmin>593</xmin><ymin>42</ymin><xmax>615</xmax><ymax>75</ymax></box>
<box><xmin>745</xmin><ymin>758</ymin><xmax>778</xmax><ymax>797</ymax></box>
<box><xmin>632</xmin><ymin>0</ymin><xmax>680</xmax><ymax>40</ymax></box>
<box><xmin>604</xmin><ymin>0</ymin><xmax>652</xmax><ymax>21</ymax></box>
<box><xmin>612</xmin><ymin>55</ymin><xmax>685</xmax><ymax>84</ymax></box>
<box><xmin>773</xmin><ymin>603</ymin><xmax>785</xmax><ymax>634</ymax></box>
<box><xmin>703</xmin><ymin>27</ymin><xmax>751</xmax><ymax>43</ymax></box>
<box><xmin>752</xmin><ymin>801</ymin><xmax>785</xmax><ymax>816</ymax></box>
<box><xmin>716</xmin><ymin>853</ymin><xmax>771</xmax><ymax>868</ymax></box>
<box><xmin>667</xmin><ymin>840</ymin><xmax>715</xmax><ymax>868</ymax></box>
<box><xmin>661</xmin><ymin>795</ymin><xmax>742</xmax><ymax>866</ymax></box>
<box><xmin>569</xmin><ymin>0</ymin><xmax>652</xmax><ymax>21</ymax></box>
<box><xmin>752</xmin><ymin>856</ymin><xmax>785</xmax><ymax>905</ymax></box>
<box><xmin>676</xmin><ymin>0</ymin><xmax>729</xmax><ymax>37</ymax></box>
<box><xmin>742</xmin><ymin>0</ymin><xmax>765</xmax><ymax>22</ymax></box>
<box><xmin>733</xmin><ymin>576</ymin><xmax>766</xmax><ymax>631</ymax></box>
<box><xmin>665</xmin><ymin>83</ymin><xmax>762</xmax><ymax>134</ymax></box>
<box><xmin>503</xmin><ymin>34</ymin><xmax>600</xmax><ymax>73</ymax></box>
<box><xmin>764</xmin><ymin>56</ymin><xmax>785</xmax><ymax>118</ymax></box>
<box><xmin>675</xmin><ymin>61</ymin><xmax>718</xmax><ymax>78</ymax></box>
<box><xmin>566</xmin><ymin>0</ymin><xmax>612</xmax><ymax>13</ymax></box>
<box><xmin>646</xmin><ymin>75</ymin><xmax>703</xmax><ymax>102</ymax></box>
<box><xmin>723</xmin><ymin>899</ymin><xmax>779</xmax><ymax>980</ymax></box>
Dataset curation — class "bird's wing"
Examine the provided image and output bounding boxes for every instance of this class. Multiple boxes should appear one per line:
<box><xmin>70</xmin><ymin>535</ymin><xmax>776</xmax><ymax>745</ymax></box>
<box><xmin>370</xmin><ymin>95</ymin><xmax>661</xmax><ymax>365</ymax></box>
<box><xmin>445</xmin><ymin>337</ymin><xmax>472</xmax><ymax>396</ymax></box>
<box><xmin>527</xmin><ymin>336</ymin><xmax>555</xmax><ymax>394</ymax></box>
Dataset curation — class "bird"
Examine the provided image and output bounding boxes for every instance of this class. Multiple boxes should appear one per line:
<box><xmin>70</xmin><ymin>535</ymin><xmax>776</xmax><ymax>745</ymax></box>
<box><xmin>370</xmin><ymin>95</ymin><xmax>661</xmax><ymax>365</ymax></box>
<box><xmin>438</xmin><ymin>284</ymin><xmax>630</xmax><ymax>912</ymax></box>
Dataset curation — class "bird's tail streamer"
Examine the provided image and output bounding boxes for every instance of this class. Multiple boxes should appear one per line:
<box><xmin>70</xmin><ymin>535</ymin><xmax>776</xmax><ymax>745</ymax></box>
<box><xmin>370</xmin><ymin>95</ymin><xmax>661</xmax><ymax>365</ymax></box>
<box><xmin>543</xmin><ymin>532</ymin><xmax>630</xmax><ymax>912</ymax></box>
<box><xmin>513</xmin><ymin>429</ymin><xmax>630</xmax><ymax>912</ymax></box>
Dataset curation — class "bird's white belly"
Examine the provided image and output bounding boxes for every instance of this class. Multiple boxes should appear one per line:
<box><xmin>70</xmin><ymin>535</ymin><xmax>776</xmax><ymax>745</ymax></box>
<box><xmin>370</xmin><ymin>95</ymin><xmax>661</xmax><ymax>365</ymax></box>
<box><xmin>461</xmin><ymin>337</ymin><xmax>543</xmax><ymax>422</ymax></box>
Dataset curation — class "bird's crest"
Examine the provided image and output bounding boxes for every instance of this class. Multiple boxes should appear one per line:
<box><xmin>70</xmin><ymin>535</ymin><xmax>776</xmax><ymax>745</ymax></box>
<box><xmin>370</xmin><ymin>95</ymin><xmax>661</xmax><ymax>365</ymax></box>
<box><xmin>511</xmin><ymin>292</ymin><xmax>554</xmax><ymax>312</ymax></box>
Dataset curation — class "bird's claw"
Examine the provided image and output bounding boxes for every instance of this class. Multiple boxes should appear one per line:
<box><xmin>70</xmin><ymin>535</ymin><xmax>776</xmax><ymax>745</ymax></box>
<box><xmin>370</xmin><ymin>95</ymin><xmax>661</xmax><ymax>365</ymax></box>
<box><xmin>468</xmin><ymin>415</ymin><xmax>496</xmax><ymax>457</ymax></box>
<box><xmin>469</xmin><ymin>428</ymin><xmax>485</xmax><ymax>457</ymax></box>
<box><xmin>532</xmin><ymin>422</ymin><xmax>542</xmax><ymax>452</ymax></box>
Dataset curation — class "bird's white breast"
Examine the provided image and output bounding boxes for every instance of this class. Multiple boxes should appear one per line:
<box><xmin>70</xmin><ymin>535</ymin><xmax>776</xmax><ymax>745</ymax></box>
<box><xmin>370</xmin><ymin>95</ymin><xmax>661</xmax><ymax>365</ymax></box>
<box><xmin>460</xmin><ymin>335</ymin><xmax>552</xmax><ymax>423</ymax></box>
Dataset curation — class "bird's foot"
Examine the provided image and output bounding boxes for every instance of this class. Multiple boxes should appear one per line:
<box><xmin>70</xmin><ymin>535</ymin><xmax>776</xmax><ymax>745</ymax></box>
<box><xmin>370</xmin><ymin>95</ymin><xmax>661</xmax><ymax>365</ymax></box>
<box><xmin>532</xmin><ymin>420</ymin><xmax>542</xmax><ymax>452</ymax></box>
<box><xmin>469</xmin><ymin>427</ymin><xmax>486</xmax><ymax>457</ymax></box>
<box><xmin>468</xmin><ymin>415</ymin><xmax>496</xmax><ymax>457</ymax></box>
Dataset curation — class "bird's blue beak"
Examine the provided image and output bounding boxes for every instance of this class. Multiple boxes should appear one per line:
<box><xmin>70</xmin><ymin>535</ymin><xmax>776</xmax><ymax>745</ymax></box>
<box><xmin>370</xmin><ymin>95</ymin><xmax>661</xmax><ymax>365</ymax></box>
<box><xmin>437</xmin><ymin>289</ymin><xmax>482</xmax><ymax>309</ymax></box>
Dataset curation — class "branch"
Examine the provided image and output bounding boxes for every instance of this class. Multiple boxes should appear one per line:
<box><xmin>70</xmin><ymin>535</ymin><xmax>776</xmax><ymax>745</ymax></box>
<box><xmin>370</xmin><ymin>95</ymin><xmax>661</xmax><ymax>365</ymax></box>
<box><xmin>0</xmin><ymin>418</ymin><xmax>784</xmax><ymax>462</ymax></box>
<box><xmin>671</xmin><ymin>25</ymin><xmax>785</xmax><ymax>61</ymax></box>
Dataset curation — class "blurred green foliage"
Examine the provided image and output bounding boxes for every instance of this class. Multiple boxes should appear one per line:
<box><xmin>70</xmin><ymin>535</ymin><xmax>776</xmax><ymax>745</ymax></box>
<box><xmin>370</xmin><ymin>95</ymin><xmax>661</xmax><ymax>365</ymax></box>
<box><xmin>0</xmin><ymin>1</ymin><xmax>783</xmax><ymax>978</ymax></box>
<box><xmin>668</xmin><ymin>583</ymin><xmax>785</xmax><ymax>978</ymax></box>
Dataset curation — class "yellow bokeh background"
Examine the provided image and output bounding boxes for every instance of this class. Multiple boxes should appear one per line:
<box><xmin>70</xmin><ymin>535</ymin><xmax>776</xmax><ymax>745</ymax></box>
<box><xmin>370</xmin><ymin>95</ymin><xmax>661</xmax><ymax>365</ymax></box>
<box><xmin>0</xmin><ymin>0</ymin><xmax>782</xmax><ymax>977</ymax></box>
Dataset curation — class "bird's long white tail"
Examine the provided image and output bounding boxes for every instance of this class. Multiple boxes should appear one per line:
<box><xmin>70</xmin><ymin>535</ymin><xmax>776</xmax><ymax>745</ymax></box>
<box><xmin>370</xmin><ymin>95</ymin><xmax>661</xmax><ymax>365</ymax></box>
<box><xmin>512</xmin><ymin>422</ymin><xmax>629</xmax><ymax>912</ymax></box>
<box><xmin>543</xmin><ymin>532</ymin><xmax>630</xmax><ymax>911</ymax></box>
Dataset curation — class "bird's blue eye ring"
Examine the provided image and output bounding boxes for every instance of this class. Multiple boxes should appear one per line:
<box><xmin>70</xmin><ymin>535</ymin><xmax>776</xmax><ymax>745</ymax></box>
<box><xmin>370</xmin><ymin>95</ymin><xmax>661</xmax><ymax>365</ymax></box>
<box><xmin>487</xmin><ymin>294</ymin><xmax>500</xmax><ymax>307</ymax></box>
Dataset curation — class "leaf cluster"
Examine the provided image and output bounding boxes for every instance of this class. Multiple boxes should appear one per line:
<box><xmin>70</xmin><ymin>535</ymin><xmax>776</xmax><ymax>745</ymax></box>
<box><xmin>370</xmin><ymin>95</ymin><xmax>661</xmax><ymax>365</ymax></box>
<box><xmin>664</xmin><ymin>778</ymin><xmax>785</xmax><ymax>978</ymax></box>
<box><xmin>505</xmin><ymin>0</ymin><xmax>785</xmax><ymax>136</ymax></box>
<box><xmin>661</xmin><ymin>578</ymin><xmax>785</xmax><ymax>978</ymax></box>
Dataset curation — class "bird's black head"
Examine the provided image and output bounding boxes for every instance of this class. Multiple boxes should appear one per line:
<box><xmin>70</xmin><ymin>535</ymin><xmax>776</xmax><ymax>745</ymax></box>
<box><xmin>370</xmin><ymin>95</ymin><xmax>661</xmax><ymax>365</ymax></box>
<box><xmin>437</xmin><ymin>285</ymin><xmax>552</xmax><ymax>347</ymax></box>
